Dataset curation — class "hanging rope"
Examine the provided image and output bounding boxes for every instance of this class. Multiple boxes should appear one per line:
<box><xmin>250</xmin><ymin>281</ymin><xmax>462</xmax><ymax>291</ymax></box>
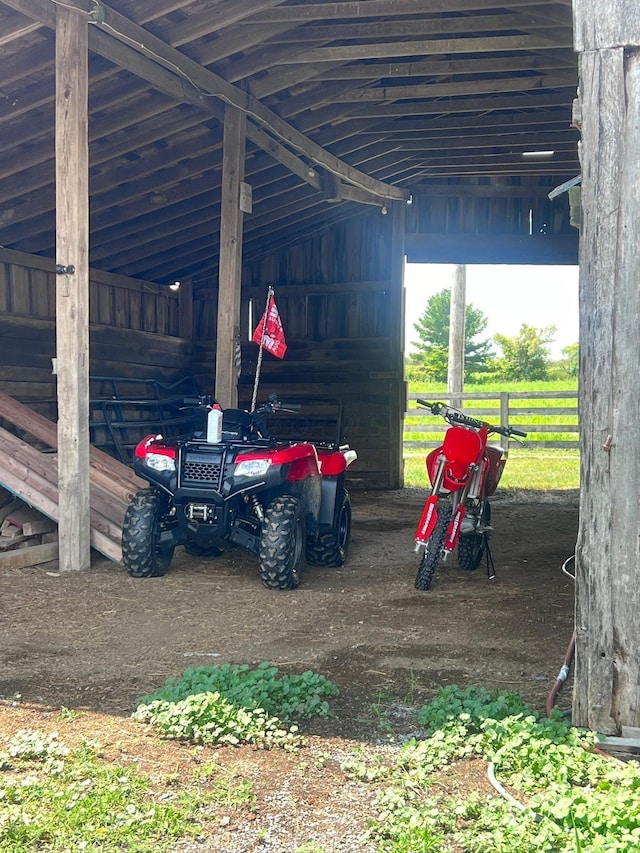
<box><xmin>250</xmin><ymin>285</ymin><xmax>273</xmax><ymax>413</ymax></box>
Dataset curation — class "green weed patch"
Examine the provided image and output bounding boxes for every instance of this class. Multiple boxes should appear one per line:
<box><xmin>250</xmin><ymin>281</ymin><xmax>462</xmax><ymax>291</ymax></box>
<box><xmin>133</xmin><ymin>662</ymin><xmax>339</xmax><ymax>748</ymax></box>
<box><xmin>348</xmin><ymin>685</ymin><xmax>640</xmax><ymax>853</ymax></box>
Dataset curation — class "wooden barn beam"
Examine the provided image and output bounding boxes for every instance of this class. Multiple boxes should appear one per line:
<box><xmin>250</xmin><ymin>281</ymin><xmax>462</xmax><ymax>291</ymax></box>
<box><xmin>572</xmin><ymin>0</ymin><xmax>640</xmax><ymax>733</ymax></box>
<box><xmin>54</xmin><ymin>3</ymin><xmax>91</xmax><ymax>571</ymax></box>
<box><xmin>277</xmin><ymin>34</ymin><xmax>570</xmax><ymax>65</ymax></box>
<box><xmin>215</xmin><ymin>106</ymin><xmax>246</xmax><ymax>409</ymax></box>
<box><xmin>248</xmin><ymin>0</ymin><xmax>570</xmax><ymax>22</ymax></box>
<box><xmin>1</xmin><ymin>0</ymin><xmax>407</xmax><ymax>204</ymax></box>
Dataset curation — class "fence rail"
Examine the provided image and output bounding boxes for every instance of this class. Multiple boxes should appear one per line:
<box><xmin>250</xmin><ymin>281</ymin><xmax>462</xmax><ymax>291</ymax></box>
<box><xmin>404</xmin><ymin>390</ymin><xmax>579</xmax><ymax>451</ymax></box>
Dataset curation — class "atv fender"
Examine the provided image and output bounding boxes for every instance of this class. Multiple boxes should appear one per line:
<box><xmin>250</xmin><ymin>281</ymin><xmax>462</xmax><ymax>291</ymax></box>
<box><xmin>318</xmin><ymin>473</ymin><xmax>346</xmax><ymax>527</ymax></box>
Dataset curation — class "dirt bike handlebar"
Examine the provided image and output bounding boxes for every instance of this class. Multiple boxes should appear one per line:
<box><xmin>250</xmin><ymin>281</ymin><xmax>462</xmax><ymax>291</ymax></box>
<box><xmin>416</xmin><ymin>399</ymin><xmax>527</xmax><ymax>439</ymax></box>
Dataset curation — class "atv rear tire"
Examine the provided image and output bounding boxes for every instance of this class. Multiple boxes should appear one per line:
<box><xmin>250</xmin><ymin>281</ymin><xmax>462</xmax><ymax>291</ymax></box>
<box><xmin>457</xmin><ymin>501</ymin><xmax>491</xmax><ymax>571</ymax></box>
<box><xmin>122</xmin><ymin>489</ymin><xmax>175</xmax><ymax>578</ymax></box>
<box><xmin>259</xmin><ymin>495</ymin><xmax>305</xmax><ymax>590</ymax></box>
<box><xmin>306</xmin><ymin>490</ymin><xmax>352</xmax><ymax>567</ymax></box>
<box><xmin>415</xmin><ymin>500</ymin><xmax>452</xmax><ymax>591</ymax></box>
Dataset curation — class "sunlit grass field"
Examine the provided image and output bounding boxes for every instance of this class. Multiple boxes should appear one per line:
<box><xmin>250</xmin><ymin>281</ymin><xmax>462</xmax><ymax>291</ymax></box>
<box><xmin>404</xmin><ymin>381</ymin><xmax>580</xmax><ymax>490</ymax></box>
<box><xmin>404</xmin><ymin>448</ymin><xmax>580</xmax><ymax>490</ymax></box>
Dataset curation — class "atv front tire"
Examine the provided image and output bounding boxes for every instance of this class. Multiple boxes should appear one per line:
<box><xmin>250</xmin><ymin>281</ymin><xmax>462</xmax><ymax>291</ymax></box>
<box><xmin>415</xmin><ymin>500</ymin><xmax>452</xmax><ymax>591</ymax></box>
<box><xmin>259</xmin><ymin>495</ymin><xmax>305</xmax><ymax>590</ymax></box>
<box><xmin>306</xmin><ymin>490</ymin><xmax>352</xmax><ymax>567</ymax></box>
<box><xmin>122</xmin><ymin>489</ymin><xmax>175</xmax><ymax>578</ymax></box>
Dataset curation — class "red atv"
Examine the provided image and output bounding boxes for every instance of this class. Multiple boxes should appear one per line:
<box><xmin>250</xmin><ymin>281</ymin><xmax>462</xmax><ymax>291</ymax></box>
<box><xmin>121</xmin><ymin>395</ymin><xmax>357</xmax><ymax>589</ymax></box>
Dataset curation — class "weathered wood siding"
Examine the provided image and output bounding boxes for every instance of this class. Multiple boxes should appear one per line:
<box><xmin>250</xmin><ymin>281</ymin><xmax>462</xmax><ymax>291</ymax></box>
<box><xmin>194</xmin><ymin>206</ymin><xmax>407</xmax><ymax>489</ymax></box>
<box><xmin>0</xmin><ymin>248</ymin><xmax>191</xmax><ymax>418</ymax></box>
<box><xmin>405</xmin><ymin>179</ymin><xmax>579</xmax><ymax>265</ymax></box>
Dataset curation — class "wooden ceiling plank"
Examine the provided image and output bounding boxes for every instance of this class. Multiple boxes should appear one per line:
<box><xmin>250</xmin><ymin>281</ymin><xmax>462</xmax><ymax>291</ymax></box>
<box><xmin>294</xmin><ymin>90</ymin><xmax>575</xmax><ymax>133</ymax></box>
<box><xmin>260</xmin><ymin>10</ymin><xmax>571</xmax><ymax>45</ymax></box>
<box><xmin>333</xmin><ymin>74</ymin><xmax>574</xmax><ymax>103</ymax></box>
<box><xmin>291</xmin><ymin>54</ymin><xmax>577</xmax><ymax>83</ymax></box>
<box><xmin>323</xmin><ymin>112</ymin><xmax>570</xmax><ymax>144</ymax></box>
<box><xmin>1</xmin><ymin>40</ymin><xmax>54</xmax><ymax>93</ymax></box>
<box><xmin>191</xmin><ymin>22</ymin><xmax>296</xmax><ymax>65</ymax></box>
<box><xmin>119</xmin><ymin>0</ymin><xmax>197</xmax><ymax>26</ymax></box>
<box><xmin>276</xmin><ymin>34</ymin><xmax>573</xmax><ymax>65</ymax></box>
<box><xmin>0</xmin><ymin>11</ymin><xmax>42</xmax><ymax>47</ymax></box>
<box><xmin>248</xmin><ymin>0</ymin><xmax>573</xmax><ymax>23</ymax></box>
<box><xmin>150</xmin><ymin>0</ymin><xmax>292</xmax><ymax>48</ymax></box>
<box><xmin>384</xmin><ymin>129</ymin><xmax>578</xmax><ymax>152</ymax></box>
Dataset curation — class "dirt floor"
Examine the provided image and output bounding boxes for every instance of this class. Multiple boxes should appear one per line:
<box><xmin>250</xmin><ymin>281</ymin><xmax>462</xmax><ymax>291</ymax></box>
<box><xmin>0</xmin><ymin>487</ymin><xmax>580</xmax><ymax>851</ymax></box>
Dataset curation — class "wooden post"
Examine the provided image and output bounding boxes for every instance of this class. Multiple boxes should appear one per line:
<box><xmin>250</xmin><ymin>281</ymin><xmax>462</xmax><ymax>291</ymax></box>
<box><xmin>55</xmin><ymin>5</ymin><xmax>90</xmax><ymax>571</ymax></box>
<box><xmin>389</xmin><ymin>199</ymin><xmax>406</xmax><ymax>489</ymax></box>
<box><xmin>215</xmin><ymin>105</ymin><xmax>246</xmax><ymax>408</ymax></box>
<box><xmin>573</xmin><ymin>0</ymin><xmax>640</xmax><ymax>732</ymax></box>
<box><xmin>447</xmin><ymin>264</ymin><xmax>466</xmax><ymax>409</ymax></box>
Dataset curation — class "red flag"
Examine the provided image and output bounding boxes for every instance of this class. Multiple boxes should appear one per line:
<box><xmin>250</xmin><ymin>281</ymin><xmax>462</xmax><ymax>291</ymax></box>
<box><xmin>252</xmin><ymin>294</ymin><xmax>287</xmax><ymax>359</ymax></box>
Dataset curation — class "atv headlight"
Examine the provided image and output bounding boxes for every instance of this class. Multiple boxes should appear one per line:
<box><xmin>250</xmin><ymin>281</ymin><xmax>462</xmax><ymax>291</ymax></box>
<box><xmin>235</xmin><ymin>458</ymin><xmax>271</xmax><ymax>478</ymax></box>
<box><xmin>145</xmin><ymin>453</ymin><xmax>176</xmax><ymax>472</ymax></box>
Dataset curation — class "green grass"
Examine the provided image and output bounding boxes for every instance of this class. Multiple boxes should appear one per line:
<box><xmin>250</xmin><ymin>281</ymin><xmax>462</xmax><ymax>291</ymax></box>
<box><xmin>404</xmin><ymin>449</ymin><xmax>579</xmax><ymax>490</ymax></box>
<box><xmin>0</xmin><ymin>731</ymin><xmax>209</xmax><ymax>852</ymax></box>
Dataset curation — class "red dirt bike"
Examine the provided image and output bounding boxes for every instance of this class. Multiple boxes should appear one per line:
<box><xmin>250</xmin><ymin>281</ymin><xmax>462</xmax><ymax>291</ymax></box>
<box><xmin>413</xmin><ymin>400</ymin><xmax>527</xmax><ymax>591</ymax></box>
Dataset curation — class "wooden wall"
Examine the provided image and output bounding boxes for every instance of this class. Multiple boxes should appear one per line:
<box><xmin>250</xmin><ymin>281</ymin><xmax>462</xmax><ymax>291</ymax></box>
<box><xmin>193</xmin><ymin>205</ymin><xmax>407</xmax><ymax>490</ymax></box>
<box><xmin>0</xmin><ymin>248</ymin><xmax>192</xmax><ymax>424</ymax></box>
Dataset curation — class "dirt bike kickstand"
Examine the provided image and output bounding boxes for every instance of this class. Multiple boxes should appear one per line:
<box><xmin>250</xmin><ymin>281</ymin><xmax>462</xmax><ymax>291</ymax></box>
<box><xmin>484</xmin><ymin>535</ymin><xmax>496</xmax><ymax>580</ymax></box>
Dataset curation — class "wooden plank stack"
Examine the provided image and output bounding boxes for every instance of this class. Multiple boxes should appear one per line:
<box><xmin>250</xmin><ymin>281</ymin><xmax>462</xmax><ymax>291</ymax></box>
<box><xmin>0</xmin><ymin>390</ymin><xmax>146</xmax><ymax>564</ymax></box>
<box><xmin>0</xmin><ymin>490</ymin><xmax>59</xmax><ymax>569</ymax></box>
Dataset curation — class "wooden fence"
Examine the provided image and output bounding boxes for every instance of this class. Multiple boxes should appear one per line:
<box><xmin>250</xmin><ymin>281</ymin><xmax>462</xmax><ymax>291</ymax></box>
<box><xmin>404</xmin><ymin>390</ymin><xmax>579</xmax><ymax>451</ymax></box>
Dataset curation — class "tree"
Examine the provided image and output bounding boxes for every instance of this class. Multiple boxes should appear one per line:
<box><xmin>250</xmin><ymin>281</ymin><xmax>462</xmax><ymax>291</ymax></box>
<box><xmin>493</xmin><ymin>324</ymin><xmax>556</xmax><ymax>381</ymax></box>
<box><xmin>561</xmin><ymin>342</ymin><xmax>579</xmax><ymax>378</ymax></box>
<box><xmin>409</xmin><ymin>288</ymin><xmax>493</xmax><ymax>381</ymax></box>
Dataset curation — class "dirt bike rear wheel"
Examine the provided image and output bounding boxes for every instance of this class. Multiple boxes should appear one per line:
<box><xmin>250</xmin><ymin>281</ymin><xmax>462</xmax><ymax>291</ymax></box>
<box><xmin>259</xmin><ymin>495</ymin><xmax>305</xmax><ymax>590</ymax></box>
<box><xmin>306</xmin><ymin>491</ymin><xmax>352</xmax><ymax>567</ymax></box>
<box><xmin>122</xmin><ymin>489</ymin><xmax>175</xmax><ymax>578</ymax></box>
<box><xmin>415</xmin><ymin>500</ymin><xmax>452</xmax><ymax>591</ymax></box>
<box><xmin>457</xmin><ymin>501</ymin><xmax>491</xmax><ymax>571</ymax></box>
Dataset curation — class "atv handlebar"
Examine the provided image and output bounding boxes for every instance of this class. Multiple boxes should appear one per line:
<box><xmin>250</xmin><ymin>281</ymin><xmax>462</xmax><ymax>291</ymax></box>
<box><xmin>258</xmin><ymin>394</ymin><xmax>302</xmax><ymax>415</ymax></box>
<box><xmin>181</xmin><ymin>394</ymin><xmax>302</xmax><ymax>416</ymax></box>
<box><xmin>416</xmin><ymin>399</ymin><xmax>528</xmax><ymax>439</ymax></box>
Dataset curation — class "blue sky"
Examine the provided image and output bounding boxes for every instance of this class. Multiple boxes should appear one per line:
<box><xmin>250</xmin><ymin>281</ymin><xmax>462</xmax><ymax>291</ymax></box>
<box><xmin>404</xmin><ymin>263</ymin><xmax>579</xmax><ymax>359</ymax></box>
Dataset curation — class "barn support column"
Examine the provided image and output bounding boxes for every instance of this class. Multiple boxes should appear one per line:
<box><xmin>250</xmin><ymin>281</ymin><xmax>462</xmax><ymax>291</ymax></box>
<box><xmin>215</xmin><ymin>105</ymin><xmax>247</xmax><ymax>408</ymax></box>
<box><xmin>573</xmin><ymin>0</ymin><xmax>640</xmax><ymax>731</ymax></box>
<box><xmin>448</xmin><ymin>264</ymin><xmax>466</xmax><ymax>409</ymax></box>
<box><xmin>55</xmin><ymin>5</ymin><xmax>90</xmax><ymax>571</ymax></box>
<box><xmin>389</xmin><ymin>200</ymin><xmax>406</xmax><ymax>489</ymax></box>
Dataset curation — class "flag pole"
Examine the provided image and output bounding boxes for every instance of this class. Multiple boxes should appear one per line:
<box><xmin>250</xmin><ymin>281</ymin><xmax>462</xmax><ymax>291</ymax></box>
<box><xmin>251</xmin><ymin>285</ymin><xmax>273</xmax><ymax>413</ymax></box>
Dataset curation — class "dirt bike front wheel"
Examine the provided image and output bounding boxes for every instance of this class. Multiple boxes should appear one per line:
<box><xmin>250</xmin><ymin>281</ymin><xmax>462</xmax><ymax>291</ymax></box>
<box><xmin>415</xmin><ymin>500</ymin><xmax>452</xmax><ymax>591</ymax></box>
